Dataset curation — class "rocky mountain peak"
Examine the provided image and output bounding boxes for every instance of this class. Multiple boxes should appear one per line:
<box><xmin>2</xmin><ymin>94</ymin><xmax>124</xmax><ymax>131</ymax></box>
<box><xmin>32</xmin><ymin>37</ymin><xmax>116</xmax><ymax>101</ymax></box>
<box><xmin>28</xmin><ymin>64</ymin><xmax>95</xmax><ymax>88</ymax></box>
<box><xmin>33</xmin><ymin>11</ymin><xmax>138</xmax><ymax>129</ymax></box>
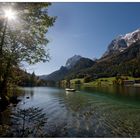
<box><xmin>65</xmin><ymin>55</ymin><xmax>82</xmax><ymax>69</ymax></box>
<box><xmin>102</xmin><ymin>28</ymin><xmax>140</xmax><ymax>57</ymax></box>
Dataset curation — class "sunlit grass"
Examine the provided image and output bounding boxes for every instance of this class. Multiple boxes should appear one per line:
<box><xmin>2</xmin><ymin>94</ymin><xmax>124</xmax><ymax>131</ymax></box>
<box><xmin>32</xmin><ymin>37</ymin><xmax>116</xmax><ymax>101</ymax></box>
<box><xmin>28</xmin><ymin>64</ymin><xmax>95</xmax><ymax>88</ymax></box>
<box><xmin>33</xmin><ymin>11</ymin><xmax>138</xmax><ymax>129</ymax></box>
<box><xmin>70</xmin><ymin>76</ymin><xmax>140</xmax><ymax>87</ymax></box>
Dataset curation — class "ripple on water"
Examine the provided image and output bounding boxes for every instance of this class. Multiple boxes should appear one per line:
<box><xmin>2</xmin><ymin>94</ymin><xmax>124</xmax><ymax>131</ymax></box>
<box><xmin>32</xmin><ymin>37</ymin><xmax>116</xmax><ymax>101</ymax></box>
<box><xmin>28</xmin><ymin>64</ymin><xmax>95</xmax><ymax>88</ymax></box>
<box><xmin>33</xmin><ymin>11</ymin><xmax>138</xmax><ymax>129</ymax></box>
<box><xmin>18</xmin><ymin>87</ymin><xmax>140</xmax><ymax>137</ymax></box>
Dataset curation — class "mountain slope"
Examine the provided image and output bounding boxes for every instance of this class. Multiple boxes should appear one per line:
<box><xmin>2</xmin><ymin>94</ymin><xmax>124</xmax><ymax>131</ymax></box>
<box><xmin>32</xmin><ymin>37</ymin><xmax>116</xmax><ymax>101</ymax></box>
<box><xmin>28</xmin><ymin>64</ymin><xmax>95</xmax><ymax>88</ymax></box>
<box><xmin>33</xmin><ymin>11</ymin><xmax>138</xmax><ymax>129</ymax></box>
<box><xmin>66</xmin><ymin>29</ymin><xmax>140</xmax><ymax>79</ymax></box>
<box><xmin>40</xmin><ymin>56</ymin><xmax>95</xmax><ymax>81</ymax></box>
<box><xmin>81</xmin><ymin>42</ymin><xmax>140</xmax><ymax>78</ymax></box>
<box><xmin>40</xmin><ymin>28</ymin><xmax>140</xmax><ymax>82</ymax></box>
<box><xmin>43</xmin><ymin>66</ymin><xmax>68</xmax><ymax>81</ymax></box>
<box><xmin>65</xmin><ymin>57</ymin><xmax>96</xmax><ymax>79</ymax></box>
<box><xmin>103</xmin><ymin>28</ymin><xmax>140</xmax><ymax>57</ymax></box>
<box><xmin>65</xmin><ymin>55</ymin><xmax>82</xmax><ymax>69</ymax></box>
<box><xmin>70</xmin><ymin>57</ymin><xmax>96</xmax><ymax>71</ymax></box>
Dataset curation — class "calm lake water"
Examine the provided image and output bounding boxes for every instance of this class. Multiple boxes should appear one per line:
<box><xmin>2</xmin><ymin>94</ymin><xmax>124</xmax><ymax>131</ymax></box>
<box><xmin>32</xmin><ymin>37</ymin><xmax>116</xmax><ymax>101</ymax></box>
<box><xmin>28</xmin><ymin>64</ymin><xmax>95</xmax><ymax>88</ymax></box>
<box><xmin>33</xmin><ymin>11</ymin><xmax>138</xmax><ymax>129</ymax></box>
<box><xmin>15</xmin><ymin>86</ymin><xmax>140</xmax><ymax>137</ymax></box>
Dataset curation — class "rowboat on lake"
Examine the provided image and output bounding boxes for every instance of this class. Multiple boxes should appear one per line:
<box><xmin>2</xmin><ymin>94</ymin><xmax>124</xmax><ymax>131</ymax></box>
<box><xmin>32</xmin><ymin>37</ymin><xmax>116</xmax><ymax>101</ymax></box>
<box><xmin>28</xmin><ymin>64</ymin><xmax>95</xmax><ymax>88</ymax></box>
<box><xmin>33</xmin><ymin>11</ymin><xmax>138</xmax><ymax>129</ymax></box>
<box><xmin>65</xmin><ymin>88</ymin><xmax>76</xmax><ymax>92</ymax></box>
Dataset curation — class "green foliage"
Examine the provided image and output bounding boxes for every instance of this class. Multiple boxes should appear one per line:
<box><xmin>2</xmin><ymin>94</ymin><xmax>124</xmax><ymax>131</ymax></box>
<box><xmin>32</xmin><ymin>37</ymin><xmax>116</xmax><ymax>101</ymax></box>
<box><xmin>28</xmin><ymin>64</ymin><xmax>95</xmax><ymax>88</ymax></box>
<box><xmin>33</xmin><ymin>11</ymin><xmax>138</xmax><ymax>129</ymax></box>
<box><xmin>76</xmin><ymin>74</ymin><xmax>84</xmax><ymax>78</ymax></box>
<box><xmin>84</xmin><ymin>75</ymin><xmax>93</xmax><ymax>83</ymax></box>
<box><xmin>113</xmin><ymin>76</ymin><xmax>124</xmax><ymax>85</ymax></box>
<box><xmin>0</xmin><ymin>3</ymin><xmax>56</xmax><ymax>95</ymax></box>
<box><xmin>66</xmin><ymin>80</ymin><xmax>70</xmax><ymax>88</ymax></box>
<box><xmin>29</xmin><ymin>72</ymin><xmax>36</xmax><ymax>86</ymax></box>
<box><xmin>0</xmin><ymin>3</ymin><xmax>56</xmax><ymax>63</ymax></box>
<box><xmin>74</xmin><ymin>80</ymin><xmax>81</xmax><ymax>85</ymax></box>
<box><xmin>11</xmin><ymin>69</ymin><xmax>46</xmax><ymax>87</ymax></box>
<box><xmin>45</xmin><ymin>80</ymin><xmax>56</xmax><ymax>87</ymax></box>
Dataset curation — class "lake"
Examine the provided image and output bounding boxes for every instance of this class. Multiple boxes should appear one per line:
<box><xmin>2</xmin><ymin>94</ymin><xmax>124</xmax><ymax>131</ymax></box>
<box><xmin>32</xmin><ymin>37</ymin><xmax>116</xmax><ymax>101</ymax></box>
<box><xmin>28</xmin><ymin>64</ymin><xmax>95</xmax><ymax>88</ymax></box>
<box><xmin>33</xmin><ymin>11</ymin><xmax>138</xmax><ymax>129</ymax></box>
<box><xmin>13</xmin><ymin>86</ymin><xmax>140</xmax><ymax>137</ymax></box>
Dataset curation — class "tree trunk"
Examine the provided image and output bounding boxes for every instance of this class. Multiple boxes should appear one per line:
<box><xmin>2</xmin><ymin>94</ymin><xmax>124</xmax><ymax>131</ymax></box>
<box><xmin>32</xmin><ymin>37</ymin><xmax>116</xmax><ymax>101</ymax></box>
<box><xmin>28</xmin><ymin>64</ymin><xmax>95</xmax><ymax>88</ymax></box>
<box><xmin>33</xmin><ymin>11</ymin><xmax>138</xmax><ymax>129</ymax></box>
<box><xmin>0</xmin><ymin>58</ymin><xmax>11</xmax><ymax>98</ymax></box>
<box><xmin>0</xmin><ymin>20</ymin><xmax>8</xmax><ymax>99</ymax></box>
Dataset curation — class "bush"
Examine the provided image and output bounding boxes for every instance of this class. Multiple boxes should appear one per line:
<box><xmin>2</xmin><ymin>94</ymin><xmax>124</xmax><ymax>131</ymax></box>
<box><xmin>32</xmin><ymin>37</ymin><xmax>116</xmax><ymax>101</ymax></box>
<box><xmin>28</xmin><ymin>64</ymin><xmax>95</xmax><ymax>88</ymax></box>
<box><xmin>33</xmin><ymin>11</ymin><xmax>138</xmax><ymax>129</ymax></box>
<box><xmin>75</xmin><ymin>80</ymin><xmax>81</xmax><ymax>85</ymax></box>
<box><xmin>84</xmin><ymin>76</ymin><xmax>92</xmax><ymax>83</ymax></box>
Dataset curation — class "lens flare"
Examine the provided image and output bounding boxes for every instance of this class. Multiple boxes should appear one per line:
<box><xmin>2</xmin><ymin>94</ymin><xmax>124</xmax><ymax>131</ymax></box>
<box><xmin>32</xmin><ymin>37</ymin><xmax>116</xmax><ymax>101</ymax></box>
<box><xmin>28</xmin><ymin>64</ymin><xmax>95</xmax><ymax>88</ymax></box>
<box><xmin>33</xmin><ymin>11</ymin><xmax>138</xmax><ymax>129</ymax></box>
<box><xmin>4</xmin><ymin>9</ymin><xmax>16</xmax><ymax>20</ymax></box>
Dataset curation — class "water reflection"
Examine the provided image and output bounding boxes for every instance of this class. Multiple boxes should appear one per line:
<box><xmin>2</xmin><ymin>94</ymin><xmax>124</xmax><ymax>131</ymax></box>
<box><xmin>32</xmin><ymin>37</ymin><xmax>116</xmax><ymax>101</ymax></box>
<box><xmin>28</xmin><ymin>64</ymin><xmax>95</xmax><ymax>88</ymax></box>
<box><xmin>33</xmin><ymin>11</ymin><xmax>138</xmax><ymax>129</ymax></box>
<box><xmin>13</xmin><ymin>86</ymin><xmax>140</xmax><ymax>137</ymax></box>
<box><xmin>80</xmin><ymin>86</ymin><xmax>140</xmax><ymax>105</ymax></box>
<box><xmin>20</xmin><ymin>87</ymin><xmax>34</xmax><ymax>99</ymax></box>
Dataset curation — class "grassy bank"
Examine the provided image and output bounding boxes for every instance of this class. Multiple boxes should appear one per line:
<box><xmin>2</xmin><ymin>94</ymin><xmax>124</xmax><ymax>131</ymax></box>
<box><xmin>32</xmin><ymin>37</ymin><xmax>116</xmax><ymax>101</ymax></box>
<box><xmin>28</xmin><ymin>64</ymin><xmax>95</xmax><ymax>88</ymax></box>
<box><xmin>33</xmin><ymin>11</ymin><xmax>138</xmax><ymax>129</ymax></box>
<box><xmin>68</xmin><ymin>76</ymin><xmax>140</xmax><ymax>87</ymax></box>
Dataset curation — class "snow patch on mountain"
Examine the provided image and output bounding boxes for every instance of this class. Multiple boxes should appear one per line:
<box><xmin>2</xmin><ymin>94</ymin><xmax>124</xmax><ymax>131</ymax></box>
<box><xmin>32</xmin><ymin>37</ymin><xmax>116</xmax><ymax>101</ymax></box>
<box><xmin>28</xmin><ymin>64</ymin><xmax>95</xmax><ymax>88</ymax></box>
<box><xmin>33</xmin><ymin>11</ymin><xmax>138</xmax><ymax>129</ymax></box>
<box><xmin>103</xmin><ymin>28</ymin><xmax>140</xmax><ymax>57</ymax></box>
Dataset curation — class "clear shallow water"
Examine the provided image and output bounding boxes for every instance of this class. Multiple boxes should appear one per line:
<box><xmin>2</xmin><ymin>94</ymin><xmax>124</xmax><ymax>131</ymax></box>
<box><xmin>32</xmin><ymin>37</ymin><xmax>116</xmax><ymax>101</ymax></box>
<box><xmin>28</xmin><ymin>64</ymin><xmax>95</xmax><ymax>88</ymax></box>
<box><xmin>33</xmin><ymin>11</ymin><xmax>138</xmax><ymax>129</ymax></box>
<box><xmin>16</xmin><ymin>86</ymin><xmax>140</xmax><ymax>137</ymax></box>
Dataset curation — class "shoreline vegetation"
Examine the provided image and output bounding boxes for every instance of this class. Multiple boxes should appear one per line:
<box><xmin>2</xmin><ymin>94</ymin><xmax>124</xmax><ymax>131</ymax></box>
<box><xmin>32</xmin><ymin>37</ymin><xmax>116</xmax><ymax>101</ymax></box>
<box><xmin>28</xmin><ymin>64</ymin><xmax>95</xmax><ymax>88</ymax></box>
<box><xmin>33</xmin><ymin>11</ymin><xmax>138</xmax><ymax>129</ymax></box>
<box><xmin>59</xmin><ymin>76</ymin><xmax>140</xmax><ymax>88</ymax></box>
<box><xmin>0</xmin><ymin>2</ymin><xmax>140</xmax><ymax>138</ymax></box>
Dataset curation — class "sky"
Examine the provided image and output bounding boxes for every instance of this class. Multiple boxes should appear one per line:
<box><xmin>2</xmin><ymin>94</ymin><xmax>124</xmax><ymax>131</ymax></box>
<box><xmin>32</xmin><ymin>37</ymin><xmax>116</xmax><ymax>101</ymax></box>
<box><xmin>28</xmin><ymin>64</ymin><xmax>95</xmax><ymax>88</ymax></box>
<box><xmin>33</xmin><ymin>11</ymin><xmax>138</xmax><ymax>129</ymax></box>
<box><xmin>25</xmin><ymin>3</ymin><xmax>140</xmax><ymax>75</ymax></box>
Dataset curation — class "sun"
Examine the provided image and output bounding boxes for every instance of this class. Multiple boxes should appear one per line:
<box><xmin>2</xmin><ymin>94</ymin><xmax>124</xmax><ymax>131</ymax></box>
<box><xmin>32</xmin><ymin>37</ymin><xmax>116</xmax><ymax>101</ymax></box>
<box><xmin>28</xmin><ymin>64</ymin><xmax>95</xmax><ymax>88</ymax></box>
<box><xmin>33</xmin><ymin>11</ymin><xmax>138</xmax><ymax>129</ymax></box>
<box><xmin>4</xmin><ymin>9</ymin><xmax>16</xmax><ymax>20</ymax></box>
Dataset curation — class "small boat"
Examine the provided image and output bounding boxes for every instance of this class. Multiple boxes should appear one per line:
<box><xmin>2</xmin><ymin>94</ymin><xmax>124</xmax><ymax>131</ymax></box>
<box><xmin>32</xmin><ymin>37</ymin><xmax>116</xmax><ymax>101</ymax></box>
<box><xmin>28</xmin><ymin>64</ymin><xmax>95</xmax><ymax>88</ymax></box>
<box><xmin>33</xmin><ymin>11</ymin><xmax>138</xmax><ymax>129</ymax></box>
<box><xmin>65</xmin><ymin>88</ymin><xmax>76</xmax><ymax>92</ymax></box>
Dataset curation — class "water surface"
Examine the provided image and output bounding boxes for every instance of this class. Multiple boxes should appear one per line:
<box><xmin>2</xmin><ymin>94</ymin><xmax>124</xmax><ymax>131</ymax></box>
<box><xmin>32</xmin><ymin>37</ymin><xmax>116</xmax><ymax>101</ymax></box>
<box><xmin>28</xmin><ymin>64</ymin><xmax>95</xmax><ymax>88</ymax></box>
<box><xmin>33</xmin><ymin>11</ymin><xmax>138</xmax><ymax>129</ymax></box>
<box><xmin>16</xmin><ymin>86</ymin><xmax>140</xmax><ymax>137</ymax></box>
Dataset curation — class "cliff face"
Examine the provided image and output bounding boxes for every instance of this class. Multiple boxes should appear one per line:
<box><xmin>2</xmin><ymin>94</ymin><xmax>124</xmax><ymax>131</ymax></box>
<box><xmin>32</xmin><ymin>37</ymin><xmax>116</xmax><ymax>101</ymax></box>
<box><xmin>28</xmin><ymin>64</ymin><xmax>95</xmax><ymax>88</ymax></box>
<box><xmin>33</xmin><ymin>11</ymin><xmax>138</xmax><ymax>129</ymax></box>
<box><xmin>39</xmin><ymin>55</ymin><xmax>95</xmax><ymax>81</ymax></box>
<box><xmin>103</xmin><ymin>29</ymin><xmax>140</xmax><ymax>57</ymax></box>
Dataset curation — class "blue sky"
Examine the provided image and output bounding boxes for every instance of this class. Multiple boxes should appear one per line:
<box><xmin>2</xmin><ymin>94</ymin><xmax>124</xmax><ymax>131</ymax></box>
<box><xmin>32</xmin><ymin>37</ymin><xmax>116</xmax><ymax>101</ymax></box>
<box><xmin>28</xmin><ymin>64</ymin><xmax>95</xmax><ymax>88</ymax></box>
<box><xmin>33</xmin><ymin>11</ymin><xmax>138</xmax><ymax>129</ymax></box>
<box><xmin>26</xmin><ymin>3</ymin><xmax>140</xmax><ymax>75</ymax></box>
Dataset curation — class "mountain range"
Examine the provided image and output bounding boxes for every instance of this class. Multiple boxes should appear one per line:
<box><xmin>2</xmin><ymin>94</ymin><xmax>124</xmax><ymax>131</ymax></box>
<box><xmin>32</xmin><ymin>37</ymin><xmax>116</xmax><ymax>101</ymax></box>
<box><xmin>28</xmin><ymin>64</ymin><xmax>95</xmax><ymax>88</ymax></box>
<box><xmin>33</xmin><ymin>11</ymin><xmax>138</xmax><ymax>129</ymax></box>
<box><xmin>40</xmin><ymin>28</ymin><xmax>140</xmax><ymax>82</ymax></box>
<box><xmin>103</xmin><ymin>28</ymin><xmax>140</xmax><ymax>57</ymax></box>
<box><xmin>40</xmin><ymin>55</ymin><xmax>95</xmax><ymax>81</ymax></box>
